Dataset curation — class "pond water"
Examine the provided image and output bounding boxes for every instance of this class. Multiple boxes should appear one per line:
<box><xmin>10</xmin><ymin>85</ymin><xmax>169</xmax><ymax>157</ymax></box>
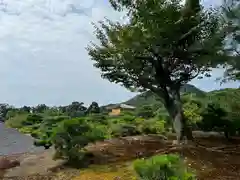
<box><xmin>0</xmin><ymin>122</ymin><xmax>44</xmax><ymax>156</ymax></box>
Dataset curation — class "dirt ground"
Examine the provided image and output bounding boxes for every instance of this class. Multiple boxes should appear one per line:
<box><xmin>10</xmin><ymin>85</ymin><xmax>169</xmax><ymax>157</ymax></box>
<box><xmin>80</xmin><ymin>133</ymin><xmax>240</xmax><ymax>180</ymax></box>
<box><xmin>2</xmin><ymin>132</ymin><xmax>240</xmax><ymax>180</ymax></box>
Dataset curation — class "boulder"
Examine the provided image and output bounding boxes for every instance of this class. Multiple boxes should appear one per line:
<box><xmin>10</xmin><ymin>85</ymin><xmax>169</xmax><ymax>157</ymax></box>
<box><xmin>0</xmin><ymin>158</ymin><xmax>20</xmax><ymax>170</ymax></box>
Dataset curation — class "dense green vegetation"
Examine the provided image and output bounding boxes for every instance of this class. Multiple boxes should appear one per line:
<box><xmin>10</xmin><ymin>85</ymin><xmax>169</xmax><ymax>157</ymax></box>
<box><xmin>119</xmin><ymin>84</ymin><xmax>205</xmax><ymax>108</ymax></box>
<box><xmin>87</xmin><ymin>0</ymin><xmax>228</xmax><ymax>142</ymax></box>
<box><xmin>1</xmin><ymin>0</ymin><xmax>240</xmax><ymax>178</ymax></box>
<box><xmin>1</xmin><ymin>86</ymin><xmax>240</xmax><ymax>166</ymax></box>
<box><xmin>133</xmin><ymin>154</ymin><xmax>195</xmax><ymax>180</ymax></box>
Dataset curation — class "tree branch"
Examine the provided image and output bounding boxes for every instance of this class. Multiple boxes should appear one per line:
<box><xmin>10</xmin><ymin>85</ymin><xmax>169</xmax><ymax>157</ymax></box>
<box><xmin>174</xmin><ymin>66</ymin><xmax>201</xmax><ymax>87</ymax></box>
<box><xmin>136</xmin><ymin>75</ymin><xmax>165</xmax><ymax>97</ymax></box>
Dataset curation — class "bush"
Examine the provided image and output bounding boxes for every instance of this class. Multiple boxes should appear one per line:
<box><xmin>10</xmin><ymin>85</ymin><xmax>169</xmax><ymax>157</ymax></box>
<box><xmin>43</xmin><ymin>116</ymin><xmax>70</xmax><ymax>124</ymax></box>
<box><xmin>120</xmin><ymin>114</ymin><xmax>136</xmax><ymax>122</ymax></box>
<box><xmin>137</xmin><ymin>119</ymin><xmax>165</xmax><ymax>135</ymax></box>
<box><xmin>136</xmin><ymin>105</ymin><xmax>155</xmax><ymax>118</ymax></box>
<box><xmin>50</xmin><ymin>118</ymin><xmax>109</xmax><ymax>165</ymax></box>
<box><xmin>30</xmin><ymin>129</ymin><xmax>41</xmax><ymax>138</ymax></box>
<box><xmin>85</xmin><ymin>114</ymin><xmax>108</xmax><ymax>124</ymax></box>
<box><xmin>19</xmin><ymin>126</ymin><xmax>36</xmax><ymax>134</ymax></box>
<box><xmin>5</xmin><ymin>113</ymin><xmax>29</xmax><ymax>128</ymax></box>
<box><xmin>34</xmin><ymin>139</ymin><xmax>52</xmax><ymax>149</ymax></box>
<box><xmin>110</xmin><ymin>123</ymin><xmax>140</xmax><ymax>137</ymax></box>
<box><xmin>22</xmin><ymin>114</ymin><xmax>43</xmax><ymax>126</ymax></box>
<box><xmin>198</xmin><ymin>102</ymin><xmax>230</xmax><ymax>136</ymax></box>
<box><xmin>133</xmin><ymin>154</ymin><xmax>195</xmax><ymax>180</ymax></box>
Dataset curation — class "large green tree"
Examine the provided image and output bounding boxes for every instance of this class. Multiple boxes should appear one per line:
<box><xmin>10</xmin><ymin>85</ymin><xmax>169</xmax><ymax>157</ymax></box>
<box><xmin>87</xmin><ymin>0</ymin><xmax>224</xmax><ymax>143</ymax></box>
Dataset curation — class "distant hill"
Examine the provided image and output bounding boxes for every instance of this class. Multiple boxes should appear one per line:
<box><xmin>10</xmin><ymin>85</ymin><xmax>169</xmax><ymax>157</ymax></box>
<box><xmin>103</xmin><ymin>84</ymin><xmax>206</xmax><ymax>109</ymax></box>
<box><xmin>123</xmin><ymin>84</ymin><xmax>206</xmax><ymax>107</ymax></box>
<box><xmin>102</xmin><ymin>86</ymin><xmax>240</xmax><ymax>123</ymax></box>
<box><xmin>180</xmin><ymin>84</ymin><xmax>206</xmax><ymax>95</ymax></box>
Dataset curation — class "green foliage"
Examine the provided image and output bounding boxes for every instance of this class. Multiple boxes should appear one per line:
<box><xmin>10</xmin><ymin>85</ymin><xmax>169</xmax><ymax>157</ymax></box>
<box><xmin>87</xmin><ymin>0</ymin><xmax>228</xmax><ymax>140</ymax></box>
<box><xmin>133</xmin><ymin>154</ymin><xmax>195</xmax><ymax>180</ymax></box>
<box><xmin>42</xmin><ymin>108</ymin><xmax>63</xmax><ymax>116</ymax></box>
<box><xmin>122</xmin><ymin>85</ymin><xmax>205</xmax><ymax>109</ymax></box>
<box><xmin>5</xmin><ymin>113</ymin><xmax>29</xmax><ymax>128</ymax></box>
<box><xmin>137</xmin><ymin>118</ymin><xmax>165</xmax><ymax>135</ymax></box>
<box><xmin>50</xmin><ymin>118</ymin><xmax>109</xmax><ymax>164</ymax></box>
<box><xmin>0</xmin><ymin>104</ymin><xmax>12</xmax><ymax>120</ymax></box>
<box><xmin>5</xmin><ymin>109</ymin><xmax>22</xmax><ymax>120</ymax></box>
<box><xmin>183</xmin><ymin>102</ymin><xmax>202</xmax><ymax>129</ymax></box>
<box><xmin>19</xmin><ymin>126</ymin><xmax>36</xmax><ymax>134</ymax></box>
<box><xmin>34</xmin><ymin>139</ymin><xmax>52</xmax><ymax>148</ymax></box>
<box><xmin>87</xmin><ymin>0</ymin><xmax>223</xmax><ymax>140</ymax></box>
<box><xmin>32</xmin><ymin>116</ymin><xmax>70</xmax><ymax>147</ymax></box>
<box><xmin>88</xmin><ymin>0</ymin><xmax>222</xmax><ymax>92</ymax></box>
<box><xmin>3</xmin><ymin>83</ymin><xmax>240</xmax><ymax>169</ymax></box>
<box><xmin>66</xmin><ymin>101</ymin><xmax>87</xmax><ymax>118</ymax></box>
<box><xmin>86</xmin><ymin>102</ymin><xmax>100</xmax><ymax>114</ymax></box>
<box><xmin>20</xmin><ymin>106</ymin><xmax>31</xmax><ymax>113</ymax></box>
<box><xmin>32</xmin><ymin>104</ymin><xmax>48</xmax><ymax>113</ymax></box>
<box><xmin>110</xmin><ymin>123</ymin><xmax>140</xmax><ymax>137</ymax></box>
<box><xmin>22</xmin><ymin>114</ymin><xmax>43</xmax><ymax>126</ymax></box>
<box><xmin>85</xmin><ymin>114</ymin><xmax>108</xmax><ymax>125</ymax></box>
<box><xmin>119</xmin><ymin>113</ymin><xmax>136</xmax><ymax>122</ymax></box>
<box><xmin>18</xmin><ymin>123</ymin><xmax>40</xmax><ymax>134</ymax></box>
<box><xmin>198</xmin><ymin>102</ymin><xmax>231</xmax><ymax>137</ymax></box>
<box><xmin>136</xmin><ymin>105</ymin><xmax>155</xmax><ymax>118</ymax></box>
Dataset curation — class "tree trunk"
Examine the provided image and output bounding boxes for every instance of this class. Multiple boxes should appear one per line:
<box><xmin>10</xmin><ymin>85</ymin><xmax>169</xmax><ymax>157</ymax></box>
<box><xmin>164</xmin><ymin>89</ymin><xmax>193</xmax><ymax>144</ymax></box>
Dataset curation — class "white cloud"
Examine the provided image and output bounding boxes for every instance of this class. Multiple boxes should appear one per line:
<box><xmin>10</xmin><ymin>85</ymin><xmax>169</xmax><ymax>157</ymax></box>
<box><xmin>0</xmin><ymin>0</ymin><xmax>237</xmax><ymax>107</ymax></box>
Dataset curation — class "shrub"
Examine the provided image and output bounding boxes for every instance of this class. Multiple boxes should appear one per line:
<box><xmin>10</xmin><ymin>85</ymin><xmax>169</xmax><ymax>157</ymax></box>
<box><xmin>136</xmin><ymin>105</ymin><xmax>155</xmax><ymax>118</ymax></box>
<box><xmin>85</xmin><ymin>114</ymin><xmax>108</xmax><ymax>125</ymax></box>
<box><xmin>31</xmin><ymin>116</ymin><xmax>71</xmax><ymax>148</ymax></box>
<box><xmin>50</xmin><ymin>118</ymin><xmax>109</xmax><ymax>165</ymax></box>
<box><xmin>110</xmin><ymin>123</ymin><xmax>140</xmax><ymax>137</ymax></box>
<box><xmin>137</xmin><ymin>119</ymin><xmax>165</xmax><ymax>135</ymax></box>
<box><xmin>133</xmin><ymin>154</ymin><xmax>195</xmax><ymax>180</ymax></box>
<box><xmin>120</xmin><ymin>114</ymin><xmax>136</xmax><ymax>122</ymax></box>
<box><xmin>183</xmin><ymin>102</ymin><xmax>202</xmax><ymax>130</ymax></box>
<box><xmin>30</xmin><ymin>129</ymin><xmax>41</xmax><ymax>138</ymax></box>
<box><xmin>5</xmin><ymin>113</ymin><xmax>29</xmax><ymax>128</ymax></box>
<box><xmin>198</xmin><ymin>102</ymin><xmax>231</xmax><ymax>138</ymax></box>
<box><xmin>120</xmin><ymin>110</ymin><xmax>136</xmax><ymax>116</ymax></box>
<box><xmin>19</xmin><ymin>126</ymin><xmax>36</xmax><ymax>134</ymax></box>
<box><xmin>34</xmin><ymin>139</ymin><xmax>52</xmax><ymax>149</ymax></box>
<box><xmin>43</xmin><ymin>116</ymin><xmax>70</xmax><ymax>123</ymax></box>
<box><xmin>22</xmin><ymin>114</ymin><xmax>43</xmax><ymax>126</ymax></box>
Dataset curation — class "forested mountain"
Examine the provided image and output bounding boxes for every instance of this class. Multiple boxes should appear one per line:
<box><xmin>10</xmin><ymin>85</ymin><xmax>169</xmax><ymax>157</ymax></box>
<box><xmin>120</xmin><ymin>85</ymin><xmax>240</xmax><ymax>111</ymax></box>
<box><xmin>122</xmin><ymin>84</ymin><xmax>206</xmax><ymax>107</ymax></box>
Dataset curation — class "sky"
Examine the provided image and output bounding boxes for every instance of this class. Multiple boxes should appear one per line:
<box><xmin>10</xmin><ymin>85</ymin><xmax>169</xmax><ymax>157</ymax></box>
<box><xmin>0</xmin><ymin>0</ymin><xmax>238</xmax><ymax>107</ymax></box>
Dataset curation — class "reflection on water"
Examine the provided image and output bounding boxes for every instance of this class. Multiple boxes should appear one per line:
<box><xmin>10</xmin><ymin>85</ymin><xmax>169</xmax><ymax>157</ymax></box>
<box><xmin>0</xmin><ymin>123</ymin><xmax>44</xmax><ymax>155</ymax></box>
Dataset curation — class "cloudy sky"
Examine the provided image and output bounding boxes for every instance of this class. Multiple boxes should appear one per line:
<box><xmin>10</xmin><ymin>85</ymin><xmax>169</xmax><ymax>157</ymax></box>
<box><xmin>0</xmin><ymin>0</ymin><xmax>238</xmax><ymax>107</ymax></box>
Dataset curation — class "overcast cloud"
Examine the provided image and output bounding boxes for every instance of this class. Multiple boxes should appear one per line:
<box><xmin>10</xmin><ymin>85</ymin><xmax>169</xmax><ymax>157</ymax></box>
<box><xmin>0</xmin><ymin>0</ymin><xmax>238</xmax><ymax>107</ymax></box>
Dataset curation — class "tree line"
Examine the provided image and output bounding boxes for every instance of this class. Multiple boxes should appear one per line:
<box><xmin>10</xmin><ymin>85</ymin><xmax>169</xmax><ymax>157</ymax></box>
<box><xmin>0</xmin><ymin>101</ymin><xmax>100</xmax><ymax>122</ymax></box>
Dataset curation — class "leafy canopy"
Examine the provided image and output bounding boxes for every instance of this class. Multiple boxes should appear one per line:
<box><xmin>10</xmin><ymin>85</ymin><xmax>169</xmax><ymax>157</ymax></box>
<box><xmin>87</xmin><ymin>0</ymin><xmax>224</xmax><ymax>98</ymax></box>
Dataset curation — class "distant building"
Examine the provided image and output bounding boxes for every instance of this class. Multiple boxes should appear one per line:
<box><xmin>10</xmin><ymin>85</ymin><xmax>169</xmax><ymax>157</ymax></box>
<box><xmin>106</xmin><ymin>103</ymin><xmax>136</xmax><ymax>116</ymax></box>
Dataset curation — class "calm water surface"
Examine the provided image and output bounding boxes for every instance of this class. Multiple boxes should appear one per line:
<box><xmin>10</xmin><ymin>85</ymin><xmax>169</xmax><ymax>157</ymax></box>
<box><xmin>0</xmin><ymin>122</ymin><xmax>44</xmax><ymax>156</ymax></box>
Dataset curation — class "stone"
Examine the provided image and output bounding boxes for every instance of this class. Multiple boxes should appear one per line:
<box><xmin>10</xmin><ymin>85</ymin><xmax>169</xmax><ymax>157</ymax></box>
<box><xmin>0</xmin><ymin>158</ymin><xmax>20</xmax><ymax>170</ymax></box>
